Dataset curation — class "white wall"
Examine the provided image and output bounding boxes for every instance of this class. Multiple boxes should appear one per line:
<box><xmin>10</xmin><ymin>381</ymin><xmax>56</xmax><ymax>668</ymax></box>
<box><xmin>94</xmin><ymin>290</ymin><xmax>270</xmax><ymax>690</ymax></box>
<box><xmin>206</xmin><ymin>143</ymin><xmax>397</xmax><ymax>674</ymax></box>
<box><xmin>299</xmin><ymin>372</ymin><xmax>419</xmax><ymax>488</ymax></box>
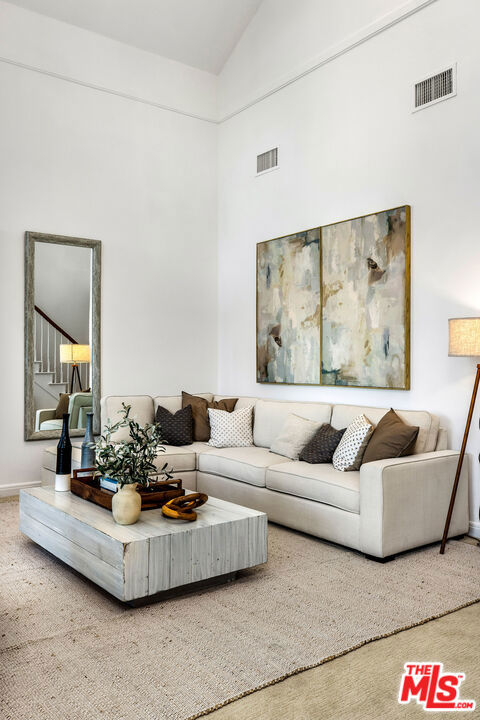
<box><xmin>2</xmin><ymin>0</ymin><xmax>480</xmax><ymax>540</ymax></box>
<box><xmin>0</xmin><ymin>1</ymin><xmax>218</xmax><ymax>492</ymax></box>
<box><xmin>218</xmin><ymin>0</ymin><xmax>434</xmax><ymax>119</ymax></box>
<box><xmin>0</xmin><ymin>1</ymin><xmax>217</xmax><ymax>120</ymax></box>
<box><xmin>217</xmin><ymin>0</ymin><xmax>480</xmax><ymax>535</ymax></box>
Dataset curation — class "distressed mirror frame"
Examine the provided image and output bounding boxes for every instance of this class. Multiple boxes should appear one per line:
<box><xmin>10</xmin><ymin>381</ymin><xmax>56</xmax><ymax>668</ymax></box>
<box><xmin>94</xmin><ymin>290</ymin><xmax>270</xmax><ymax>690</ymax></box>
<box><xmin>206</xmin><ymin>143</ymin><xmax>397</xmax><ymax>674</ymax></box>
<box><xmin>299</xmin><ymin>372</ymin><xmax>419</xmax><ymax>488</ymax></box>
<box><xmin>24</xmin><ymin>232</ymin><xmax>101</xmax><ymax>441</ymax></box>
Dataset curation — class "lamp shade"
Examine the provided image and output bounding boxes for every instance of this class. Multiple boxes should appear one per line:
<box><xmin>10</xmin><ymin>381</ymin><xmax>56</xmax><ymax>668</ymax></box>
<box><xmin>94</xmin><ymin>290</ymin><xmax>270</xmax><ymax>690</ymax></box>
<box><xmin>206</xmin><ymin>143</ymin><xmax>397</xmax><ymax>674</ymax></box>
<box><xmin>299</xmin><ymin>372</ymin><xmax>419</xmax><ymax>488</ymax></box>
<box><xmin>59</xmin><ymin>344</ymin><xmax>91</xmax><ymax>364</ymax></box>
<box><xmin>448</xmin><ymin>318</ymin><xmax>480</xmax><ymax>357</ymax></box>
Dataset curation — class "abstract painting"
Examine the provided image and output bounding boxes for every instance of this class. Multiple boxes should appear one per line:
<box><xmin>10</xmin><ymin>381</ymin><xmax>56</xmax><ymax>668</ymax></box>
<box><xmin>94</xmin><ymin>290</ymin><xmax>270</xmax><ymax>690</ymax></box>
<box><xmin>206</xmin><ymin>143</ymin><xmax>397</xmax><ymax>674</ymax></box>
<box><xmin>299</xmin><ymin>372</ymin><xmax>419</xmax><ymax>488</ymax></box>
<box><xmin>257</xmin><ymin>228</ymin><xmax>320</xmax><ymax>384</ymax></box>
<box><xmin>321</xmin><ymin>206</ymin><xmax>410</xmax><ymax>389</ymax></box>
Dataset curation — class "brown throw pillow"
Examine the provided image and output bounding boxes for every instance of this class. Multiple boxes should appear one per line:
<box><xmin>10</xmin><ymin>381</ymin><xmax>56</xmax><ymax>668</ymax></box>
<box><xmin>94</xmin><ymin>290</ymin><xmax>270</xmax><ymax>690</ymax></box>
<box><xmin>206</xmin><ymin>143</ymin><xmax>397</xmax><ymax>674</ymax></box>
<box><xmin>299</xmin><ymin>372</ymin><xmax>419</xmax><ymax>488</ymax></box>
<box><xmin>55</xmin><ymin>393</ymin><xmax>71</xmax><ymax>419</ymax></box>
<box><xmin>362</xmin><ymin>409</ymin><xmax>419</xmax><ymax>464</ymax></box>
<box><xmin>181</xmin><ymin>392</ymin><xmax>237</xmax><ymax>441</ymax></box>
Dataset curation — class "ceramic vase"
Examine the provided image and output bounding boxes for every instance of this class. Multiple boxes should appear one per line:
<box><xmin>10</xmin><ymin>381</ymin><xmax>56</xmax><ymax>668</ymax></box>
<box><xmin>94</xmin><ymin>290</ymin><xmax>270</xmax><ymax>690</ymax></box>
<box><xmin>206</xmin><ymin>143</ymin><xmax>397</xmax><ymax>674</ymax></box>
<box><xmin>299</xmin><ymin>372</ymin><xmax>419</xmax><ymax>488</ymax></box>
<box><xmin>112</xmin><ymin>483</ymin><xmax>141</xmax><ymax>525</ymax></box>
<box><xmin>81</xmin><ymin>412</ymin><xmax>95</xmax><ymax>468</ymax></box>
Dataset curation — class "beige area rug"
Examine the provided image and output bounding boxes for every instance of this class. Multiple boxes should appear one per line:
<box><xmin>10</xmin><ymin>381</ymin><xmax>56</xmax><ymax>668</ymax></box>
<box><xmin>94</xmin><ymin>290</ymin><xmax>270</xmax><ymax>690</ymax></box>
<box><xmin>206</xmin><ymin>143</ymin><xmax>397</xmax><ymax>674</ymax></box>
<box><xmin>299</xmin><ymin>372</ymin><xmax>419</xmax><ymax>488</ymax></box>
<box><xmin>1</xmin><ymin>499</ymin><xmax>480</xmax><ymax>720</ymax></box>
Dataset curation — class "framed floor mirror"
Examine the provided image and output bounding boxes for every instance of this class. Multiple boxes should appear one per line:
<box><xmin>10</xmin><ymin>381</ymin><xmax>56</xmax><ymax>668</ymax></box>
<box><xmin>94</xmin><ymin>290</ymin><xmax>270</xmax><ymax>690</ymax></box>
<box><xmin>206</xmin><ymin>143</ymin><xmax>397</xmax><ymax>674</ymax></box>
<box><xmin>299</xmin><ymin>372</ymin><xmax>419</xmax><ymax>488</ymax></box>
<box><xmin>24</xmin><ymin>232</ymin><xmax>101</xmax><ymax>441</ymax></box>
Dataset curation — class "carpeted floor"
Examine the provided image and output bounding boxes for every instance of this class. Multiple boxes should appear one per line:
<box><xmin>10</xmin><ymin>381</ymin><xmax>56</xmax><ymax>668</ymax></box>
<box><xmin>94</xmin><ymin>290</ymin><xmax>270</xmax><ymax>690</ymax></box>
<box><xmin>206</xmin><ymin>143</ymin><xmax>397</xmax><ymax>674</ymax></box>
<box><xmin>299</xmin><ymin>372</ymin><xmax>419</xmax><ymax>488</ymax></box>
<box><xmin>209</xmin><ymin>601</ymin><xmax>480</xmax><ymax>719</ymax></box>
<box><xmin>1</xmin><ymin>498</ymin><xmax>480</xmax><ymax>720</ymax></box>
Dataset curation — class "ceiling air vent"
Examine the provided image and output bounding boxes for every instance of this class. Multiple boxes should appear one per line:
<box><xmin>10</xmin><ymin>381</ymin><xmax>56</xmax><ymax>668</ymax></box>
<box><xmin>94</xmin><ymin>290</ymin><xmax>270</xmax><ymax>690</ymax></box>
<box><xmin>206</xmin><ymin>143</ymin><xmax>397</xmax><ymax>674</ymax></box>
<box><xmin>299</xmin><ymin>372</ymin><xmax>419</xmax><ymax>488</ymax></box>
<box><xmin>413</xmin><ymin>64</ymin><xmax>456</xmax><ymax>112</ymax></box>
<box><xmin>256</xmin><ymin>147</ymin><xmax>279</xmax><ymax>176</ymax></box>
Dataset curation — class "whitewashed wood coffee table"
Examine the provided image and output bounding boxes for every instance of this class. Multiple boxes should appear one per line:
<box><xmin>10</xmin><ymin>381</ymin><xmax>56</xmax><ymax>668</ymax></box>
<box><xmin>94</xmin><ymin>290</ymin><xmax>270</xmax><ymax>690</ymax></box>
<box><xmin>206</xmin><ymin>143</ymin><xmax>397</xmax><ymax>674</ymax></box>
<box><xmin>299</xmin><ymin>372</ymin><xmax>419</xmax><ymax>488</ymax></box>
<box><xmin>19</xmin><ymin>486</ymin><xmax>267</xmax><ymax>603</ymax></box>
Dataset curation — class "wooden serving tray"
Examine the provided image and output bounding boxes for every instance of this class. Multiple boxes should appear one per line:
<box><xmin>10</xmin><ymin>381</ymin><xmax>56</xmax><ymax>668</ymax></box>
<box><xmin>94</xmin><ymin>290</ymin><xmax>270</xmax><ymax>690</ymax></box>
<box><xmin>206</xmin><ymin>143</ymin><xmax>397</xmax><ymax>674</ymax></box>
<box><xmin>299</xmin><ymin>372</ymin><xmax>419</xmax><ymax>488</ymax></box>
<box><xmin>71</xmin><ymin>468</ymin><xmax>184</xmax><ymax>511</ymax></box>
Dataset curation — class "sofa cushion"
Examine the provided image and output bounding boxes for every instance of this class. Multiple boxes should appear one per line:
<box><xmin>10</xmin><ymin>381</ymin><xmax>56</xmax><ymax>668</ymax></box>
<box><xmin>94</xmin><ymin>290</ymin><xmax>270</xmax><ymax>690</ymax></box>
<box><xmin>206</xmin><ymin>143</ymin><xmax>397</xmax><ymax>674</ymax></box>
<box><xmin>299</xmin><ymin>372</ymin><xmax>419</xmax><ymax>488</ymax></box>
<box><xmin>155</xmin><ymin>404</ymin><xmax>193</xmax><ymax>446</ymax></box>
<box><xmin>214</xmin><ymin>396</ymin><xmax>258</xmax><ymax>410</ymax></box>
<box><xmin>55</xmin><ymin>392</ymin><xmax>70</xmax><ymax>419</ymax></box>
<box><xmin>270</xmin><ymin>414</ymin><xmax>323</xmax><ymax>460</ymax></box>
<box><xmin>100</xmin><ymin>396</ymin><xmax>154</xmax><ymax>442</ymax></box>
<box><xmin>362</xmin><ymin>409</ymin><xmax>419</xmax><ymax>464</ymax></box>
<box><xmin>152</xmin><ymin>442</ymin><xmax>210</xmax><ymax>474</ymax></box>
<box><xmin>266</xmin><ymin>462</ymin><xmax>360</xmax><ymax>514</ymax></box>
<box><xmin>253</xmin><ymin>400</ymin><xmax>332</xmax><ymax>449</ymax></box>
<box><xmin>207</xmin><ymin>406</ymin><xmax>254</xmax><ymax>448</ymax></box>
<box><xmin>333</xmin><ymin>415</ymin><xmax>374</xmax><ymax>472</ymax></box>
<box><xmin>299</xmin><ymin>424</ymin><xmax>346</xmax><ymax>464</ymax></box>
<box><xmin>436</xmin><ymin>427</ymin><xmax>448</xmax><ymax>451</ymax></box>
<box><xmin>153</xmin><ymin>394</ymin><xmax>213</xmax><ymax>415</ymax></box>
<box><xmin>39</xmin><ymin>419</ymin><xmax>64</xmax><ymax>431</ymax></box>
<box><xmin>331</xmin><ymin>405</ymin><xmax>439</xmax><ymax>455</ymax></box>
<box><xmin>198</xmin><ymin>446</ymin><xmax>286</xmax><ymax>487</ymax></box>
<box><xmin>182</xmin><ymin>391</ymin><xmax>238</xmax><ymax>441</ymax></box>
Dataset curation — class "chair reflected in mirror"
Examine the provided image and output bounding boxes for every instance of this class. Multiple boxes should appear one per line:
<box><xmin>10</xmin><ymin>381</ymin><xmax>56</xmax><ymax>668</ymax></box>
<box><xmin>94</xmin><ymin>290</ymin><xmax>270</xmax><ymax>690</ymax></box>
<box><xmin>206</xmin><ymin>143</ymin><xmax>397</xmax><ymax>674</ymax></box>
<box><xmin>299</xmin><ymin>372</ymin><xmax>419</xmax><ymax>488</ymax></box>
<box><xmin>35</xmin><ymin>392</ymin><xmax>93</xmax><ymax>432</ymax></box>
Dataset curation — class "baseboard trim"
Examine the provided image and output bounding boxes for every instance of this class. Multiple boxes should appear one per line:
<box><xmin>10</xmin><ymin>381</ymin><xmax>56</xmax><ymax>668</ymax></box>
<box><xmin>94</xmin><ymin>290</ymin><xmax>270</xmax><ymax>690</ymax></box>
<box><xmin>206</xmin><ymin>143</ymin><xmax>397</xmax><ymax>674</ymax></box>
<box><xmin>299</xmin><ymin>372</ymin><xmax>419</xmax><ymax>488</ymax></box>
<box><xmin>468</xmin><ymin>521</ymin><xmax>480</xmax><ymax>540</ymax></box>
<box><xmin>0</xmin><ymin>480</ymin><xmax>41</xmax><ymax>498</ymax></box>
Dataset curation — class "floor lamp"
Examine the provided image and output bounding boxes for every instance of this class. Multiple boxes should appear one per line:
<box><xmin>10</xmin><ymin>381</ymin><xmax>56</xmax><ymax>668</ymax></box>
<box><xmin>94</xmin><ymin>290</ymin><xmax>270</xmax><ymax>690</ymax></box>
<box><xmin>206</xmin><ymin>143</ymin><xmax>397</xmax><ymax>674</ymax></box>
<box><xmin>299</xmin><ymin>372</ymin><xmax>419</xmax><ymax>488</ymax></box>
<box><xmin>440</xmin><ymin>317</ymin><xmax>480</xmax><ymax>554</ymax></box>
<box><xmin>59</xmin><ymin>344</ymin><xmax>91</xmax><ymax>394</ymax></box>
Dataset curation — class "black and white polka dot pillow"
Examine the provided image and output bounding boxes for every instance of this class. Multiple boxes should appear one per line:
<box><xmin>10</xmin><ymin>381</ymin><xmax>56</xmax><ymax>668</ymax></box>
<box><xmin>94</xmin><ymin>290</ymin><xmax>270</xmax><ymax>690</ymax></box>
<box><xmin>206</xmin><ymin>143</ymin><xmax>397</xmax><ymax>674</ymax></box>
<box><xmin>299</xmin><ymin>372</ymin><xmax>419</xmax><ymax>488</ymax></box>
<box><xmin>207</xmin><ymin>406</ymin><xmax>254</xmax><ymax>448</ymax></box>
<box><xmin>332</xmin><ymin>414</ymin><xmax>374</xmax><ymax>471</ymax></box>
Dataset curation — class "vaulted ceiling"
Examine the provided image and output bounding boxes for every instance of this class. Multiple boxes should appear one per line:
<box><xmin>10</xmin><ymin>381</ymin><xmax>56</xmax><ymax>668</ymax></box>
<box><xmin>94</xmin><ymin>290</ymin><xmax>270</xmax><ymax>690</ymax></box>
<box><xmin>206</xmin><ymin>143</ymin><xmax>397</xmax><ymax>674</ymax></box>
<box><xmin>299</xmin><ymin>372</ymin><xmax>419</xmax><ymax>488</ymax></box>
<box><xmin>5</xmin><ymin>0</ymin><xmax>263</xmax><ymax>74</ymax></box>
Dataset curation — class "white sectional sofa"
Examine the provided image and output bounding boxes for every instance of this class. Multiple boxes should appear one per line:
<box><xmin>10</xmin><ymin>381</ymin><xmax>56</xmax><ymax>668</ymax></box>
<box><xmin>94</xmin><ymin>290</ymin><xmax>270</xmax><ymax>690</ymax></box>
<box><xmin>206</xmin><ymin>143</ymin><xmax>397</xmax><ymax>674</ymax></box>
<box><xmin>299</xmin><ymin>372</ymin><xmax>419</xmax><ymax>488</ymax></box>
<box><xmin>100</xmin><ymin>393</ymin><xmax>469</xmax><ymax>560</ymax></box>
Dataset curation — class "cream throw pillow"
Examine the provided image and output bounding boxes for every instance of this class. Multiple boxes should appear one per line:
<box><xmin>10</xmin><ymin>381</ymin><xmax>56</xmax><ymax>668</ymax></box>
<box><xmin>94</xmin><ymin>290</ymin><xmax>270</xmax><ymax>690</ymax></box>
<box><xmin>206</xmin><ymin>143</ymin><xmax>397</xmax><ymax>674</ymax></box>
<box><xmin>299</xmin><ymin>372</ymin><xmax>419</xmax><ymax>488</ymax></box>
<box><xmin>332</xmin><ymin>414</ymin><xmax>374</xmax><ymax>471</ymax></box>
<box><xmin>207</xmin><ymin>406</ymin><xmax>254</xmax><ymax>448</ymax></box>
<box><xmin>270</xmin><ymin>413</ymin><xmax>323</xmax><ymax>460</ymax></box>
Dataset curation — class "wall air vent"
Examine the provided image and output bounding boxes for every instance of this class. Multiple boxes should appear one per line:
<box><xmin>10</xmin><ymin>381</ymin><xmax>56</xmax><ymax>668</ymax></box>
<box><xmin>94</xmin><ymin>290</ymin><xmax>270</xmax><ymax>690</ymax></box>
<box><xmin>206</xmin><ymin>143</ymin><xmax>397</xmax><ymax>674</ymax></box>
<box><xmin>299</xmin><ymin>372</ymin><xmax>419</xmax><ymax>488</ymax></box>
<box><xmin>256</xmin><ymin>147</ymin><xmax>279</xmax><ymax>176</ymax></box>
<box><xmin>413</xmin><ymin>65</ymin><xmax>456</xmax><ymax>112</ymax></box>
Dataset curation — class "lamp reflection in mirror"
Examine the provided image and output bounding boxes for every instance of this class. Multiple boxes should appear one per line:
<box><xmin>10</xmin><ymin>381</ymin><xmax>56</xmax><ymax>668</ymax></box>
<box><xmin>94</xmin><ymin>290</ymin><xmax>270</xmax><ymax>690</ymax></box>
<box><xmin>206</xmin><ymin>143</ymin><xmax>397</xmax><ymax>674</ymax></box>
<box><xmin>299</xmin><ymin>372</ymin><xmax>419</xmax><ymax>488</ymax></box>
<box><xmin>59</xmin><ymin>344</ymin><xmax>91</xmax><ymax>394</ymax></box>
<box><xmin>441</xmin><ymin>317</ymin><xmax>480</xmax><ymax>554</ymax></box>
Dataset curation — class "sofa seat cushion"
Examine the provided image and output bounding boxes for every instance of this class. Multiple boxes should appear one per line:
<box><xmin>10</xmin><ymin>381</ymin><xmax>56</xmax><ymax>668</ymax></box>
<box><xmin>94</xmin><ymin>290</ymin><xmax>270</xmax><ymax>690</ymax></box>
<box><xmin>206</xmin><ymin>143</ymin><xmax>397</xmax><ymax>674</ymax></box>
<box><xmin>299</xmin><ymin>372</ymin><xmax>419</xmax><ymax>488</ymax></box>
<box><xmin>152</xmin><ymin>442</ymin><xmax>210</xmax><ymax>473</ymax></box>
<box><xmin>198</xmin><ymin>446</ymin><xmax>286</xmax><ymax>487</ymax></box>
<box><xmin>266</xmin><ymin>462</ymin><xmax>360</xmax><ymax>513</ymax></box>
<box><xmin>40</xmin><ymin>419</ymin><xmax>63</xmax><ymax>431</ymax></box>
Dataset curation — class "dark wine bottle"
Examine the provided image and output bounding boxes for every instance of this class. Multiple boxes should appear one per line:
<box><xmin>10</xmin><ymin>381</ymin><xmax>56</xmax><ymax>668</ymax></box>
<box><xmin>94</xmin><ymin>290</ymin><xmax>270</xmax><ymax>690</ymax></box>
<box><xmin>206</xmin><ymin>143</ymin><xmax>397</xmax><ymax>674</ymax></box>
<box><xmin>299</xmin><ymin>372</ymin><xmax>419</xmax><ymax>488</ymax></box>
<box><xmin>55</xmin><ymin>413</ymin><xmax>72</xmax><ymax>492</ymax></box>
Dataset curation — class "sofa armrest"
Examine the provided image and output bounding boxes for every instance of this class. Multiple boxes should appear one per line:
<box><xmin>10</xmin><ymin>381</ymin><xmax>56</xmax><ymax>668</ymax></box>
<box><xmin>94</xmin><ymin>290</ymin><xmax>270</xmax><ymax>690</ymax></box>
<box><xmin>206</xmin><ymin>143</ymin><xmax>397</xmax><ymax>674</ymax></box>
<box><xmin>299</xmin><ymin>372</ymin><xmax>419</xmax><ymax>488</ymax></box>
<box><xmin>35</xmin><ymin>408</ymin><xmax>55</xmax><ymax>431</ymax></box>
<box><xmin>359</xmin><ymin>451</ymin><xmax>469</xmax><ymax>558</ymax></box>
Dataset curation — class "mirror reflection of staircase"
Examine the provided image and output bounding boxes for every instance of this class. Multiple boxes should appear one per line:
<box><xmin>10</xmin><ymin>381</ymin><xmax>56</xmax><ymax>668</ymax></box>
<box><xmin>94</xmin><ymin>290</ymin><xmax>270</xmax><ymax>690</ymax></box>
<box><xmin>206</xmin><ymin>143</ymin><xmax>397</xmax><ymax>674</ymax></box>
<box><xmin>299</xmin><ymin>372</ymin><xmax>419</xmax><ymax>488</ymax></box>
<box><xmin>33</xmin><ymin>359</ymin><xmax>68</xmax><ymax>409</ymax></box>
<box><xmin>33</xmin><ymin>306</ymin><xmax>92</xmax><ymax>431</ymax></box>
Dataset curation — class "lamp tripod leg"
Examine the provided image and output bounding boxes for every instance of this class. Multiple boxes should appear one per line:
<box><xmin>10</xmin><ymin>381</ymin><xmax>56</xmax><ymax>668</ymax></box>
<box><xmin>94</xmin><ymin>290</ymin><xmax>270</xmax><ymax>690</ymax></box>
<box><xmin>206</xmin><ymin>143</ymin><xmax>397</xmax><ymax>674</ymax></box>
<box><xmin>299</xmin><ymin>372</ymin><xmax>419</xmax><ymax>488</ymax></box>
<box><xmin>75</xmin><ymin>365</ymin><xmax>83</xmax><ymax>392</ymax></box>
<box><xmin>440</xmin><ymin>364</ymin><xmax>480</xmax><ymax>554</ymax></box>
<box><xmin>69</xmin><ymin>364</ymin><xmax>83</xmax><ymax>394</ymax></box>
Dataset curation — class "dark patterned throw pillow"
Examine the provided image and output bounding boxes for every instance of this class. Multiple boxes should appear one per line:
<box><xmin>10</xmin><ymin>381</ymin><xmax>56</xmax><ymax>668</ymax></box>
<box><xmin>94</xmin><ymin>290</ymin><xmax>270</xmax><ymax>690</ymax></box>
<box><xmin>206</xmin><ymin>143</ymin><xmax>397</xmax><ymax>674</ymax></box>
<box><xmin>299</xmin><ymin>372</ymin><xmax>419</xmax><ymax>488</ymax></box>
<box><xmin>299</xmin><ymin>423</ymin><xmax>346</xmax><ymax>464</ymax></box>
<box><xmin>155</xmin><ymin>405</ymin><xmax>193</xmax><ymax>446</ymax></box>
